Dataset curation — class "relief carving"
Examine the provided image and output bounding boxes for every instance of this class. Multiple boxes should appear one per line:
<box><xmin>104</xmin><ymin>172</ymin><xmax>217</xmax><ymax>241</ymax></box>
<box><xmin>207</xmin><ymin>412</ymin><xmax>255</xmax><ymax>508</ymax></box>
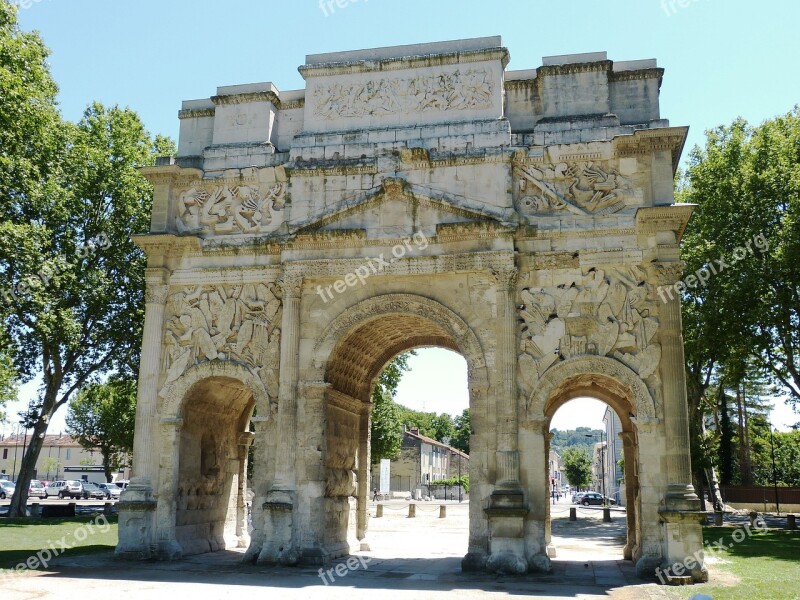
<box><xmin>176</xmin><ymin>183</ymin><xmax>286</xmax><ymax>235</ymax></box>
<box><xmin>313</xmin><ymin>69</ymin><xmax>493</xmax><ymax>119</ymax></box>
<box><xmin>515</xmin><ymin>162</ymin><xmax>642</xmax><ymax>217</ymax></box>
<box><xmin>518</xmin><ymin>267</ymin><xmax>661</xmax><ymax>397</ymax></box>
<box><xmin>161</xmin><ymin>283</ymin><xmax>283</xmax><ymax>395</ymax></box>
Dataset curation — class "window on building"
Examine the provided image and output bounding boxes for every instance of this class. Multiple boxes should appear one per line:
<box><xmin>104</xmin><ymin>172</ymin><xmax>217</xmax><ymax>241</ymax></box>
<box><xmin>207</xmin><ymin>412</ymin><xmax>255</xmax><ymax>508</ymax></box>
<box><xmin>2</xmin><ymin>449</ymin><xmax>6</xmax><ymax>459</ymax></box>
<box><xmin>66</xmin><ymin>449</ymin><xmax>71</xmax><ymax>460</ymax></box>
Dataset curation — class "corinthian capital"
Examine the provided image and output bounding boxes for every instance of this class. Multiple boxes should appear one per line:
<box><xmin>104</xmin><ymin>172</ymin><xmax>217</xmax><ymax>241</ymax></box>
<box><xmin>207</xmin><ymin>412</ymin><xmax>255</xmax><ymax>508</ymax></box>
<box><xmin>647</xmin><ymin>261</ymin><xmax>685</xmax><ymax>286</ymax></box>
<box><xmin>489</xmin><ymin>266</ymin><xmax>518</xmax><ymax>291</ymax></box>
<box><xmin>278</xmin><ymin>273</ymin><xmax>303</xmax><ymax>299</ymax></box>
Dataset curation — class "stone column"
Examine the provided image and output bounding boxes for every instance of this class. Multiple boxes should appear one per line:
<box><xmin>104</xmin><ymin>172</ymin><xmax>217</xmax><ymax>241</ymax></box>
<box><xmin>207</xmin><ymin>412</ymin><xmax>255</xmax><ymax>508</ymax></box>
<box><xmin>271</xmin><ymin>273</ymin><xmax>303</xmax><ymax>491</ymax></box>
<box><xmin>117</xmin><ymin>268</ymin><xmax>167</xmax><ymax>560</ymax></box>
<box><xmin>155</xmin><ymin>417</ymin><xmax>183</xmax><ymax>560</ymax></box>
<box><xmin>619</xmin><ymin>431</ymin><xmax>638</xmax><ymax>561</ymax></box>
<box><xmin>236</xmin><ymin>432</ymin><xmax>255</xmax><ymax>548</ymax></box>
<box><xmin>491</xmin><ymin>266</ymin><xmax>520</xmax><ymax>483</ymax></box>
<box><xmin>463</xmin><ymin>376</ymin><xmax>491</xmax><ymax>571</ymax></box>
<box><xmin>132</xmin><ymin>268</ymin><xmax>169</xmax><ymax>486</ymax></box>
<box><xmin>357</xmin><ymin>406</ymin><xmax>371</xmax><ymax>549</ymax></box>
<box><xmin>650</xmin><ymin>262</ymin><xmax>700</xmax><ymax>508</ymax></box>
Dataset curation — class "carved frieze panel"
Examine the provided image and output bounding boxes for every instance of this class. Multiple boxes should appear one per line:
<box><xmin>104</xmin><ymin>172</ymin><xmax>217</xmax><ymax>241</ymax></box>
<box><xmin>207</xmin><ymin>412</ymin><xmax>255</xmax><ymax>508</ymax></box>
<box><xmin>161</xmin><ymin>284</ymin><xmax>283</xmax><ymax>395</ymax></box>
<box><xmin>312</xmin><ymin>69</ymin><xmax>493</xmax><ymax>120</ymax></box>
<box><xmin>176</xmin><ymin>183</ymin><xmax>286</xmax><ymax>235</ymax></box>
<box><xmin>514</xmin><ymin>161</ymin><xmax>643</xmax><ymax>217</ymax></box>
<box><xmin>517</xmin><ymin>267</ymin><xmax>661</xmax><ymax>398</ymax></box>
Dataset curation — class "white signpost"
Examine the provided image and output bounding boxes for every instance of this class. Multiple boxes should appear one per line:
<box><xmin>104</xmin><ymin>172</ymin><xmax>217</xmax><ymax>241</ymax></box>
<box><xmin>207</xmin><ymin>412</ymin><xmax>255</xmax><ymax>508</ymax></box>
<box><xmin>379</xmin><ymin>459</ymin><xmax>390</xmax><ymax>495</ymax></box>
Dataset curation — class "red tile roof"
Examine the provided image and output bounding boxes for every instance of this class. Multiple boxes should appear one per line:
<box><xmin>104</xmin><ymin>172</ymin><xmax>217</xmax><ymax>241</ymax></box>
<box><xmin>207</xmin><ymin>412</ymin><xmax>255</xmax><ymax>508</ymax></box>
<box><xmin>0</xmin><ymin>434</ymin><xmax>83</xmax><ymax>448</ymax></box>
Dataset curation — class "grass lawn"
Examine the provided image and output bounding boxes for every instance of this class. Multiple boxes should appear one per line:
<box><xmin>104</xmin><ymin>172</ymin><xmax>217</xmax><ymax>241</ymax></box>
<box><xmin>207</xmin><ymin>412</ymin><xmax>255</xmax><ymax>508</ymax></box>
<box><xmin>675</xmin><ymin>525</ymin><xmax>800</xmax><ymax>600</ymax></box>
<box><xmin>0</xmin><ymin>515</ymin><xmax>118</xmax><ymax>570</ymax></box>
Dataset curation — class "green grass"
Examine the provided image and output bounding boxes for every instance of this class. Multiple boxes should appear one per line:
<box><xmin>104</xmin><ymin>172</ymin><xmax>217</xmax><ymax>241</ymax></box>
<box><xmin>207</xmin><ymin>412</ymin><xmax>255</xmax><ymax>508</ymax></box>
<box><xmin>675</xmin><ymin>526</ymin><xmax>800</xmax><ymax>600</ymax></box>
<box><xmin>0</xmin><ymin>515</ymin><xmax>118</xmax><ymax>570</ymax></box>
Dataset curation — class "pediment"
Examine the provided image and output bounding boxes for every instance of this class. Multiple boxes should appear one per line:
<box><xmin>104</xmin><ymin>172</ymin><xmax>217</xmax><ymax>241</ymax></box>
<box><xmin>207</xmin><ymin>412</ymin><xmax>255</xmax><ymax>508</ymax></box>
<box><xmin>291</xmin><ymin>178</ymin><xmax>517</xmax><ymax>239</ymax></box>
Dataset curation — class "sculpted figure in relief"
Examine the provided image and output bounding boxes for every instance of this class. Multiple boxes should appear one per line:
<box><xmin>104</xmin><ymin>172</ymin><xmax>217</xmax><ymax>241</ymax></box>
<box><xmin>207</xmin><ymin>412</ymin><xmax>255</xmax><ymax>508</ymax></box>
<box><xmin>515</xmin><ymin>161</ymin><xmax>643</xmax><ymax>217</ymax></box>
<box><xmin>161</xmin><ymin>283</ymin><xmax>283</xmax><ymax>390</ymax></box>
<box><xmin>518</xmin><ymin>267</ymin><xmax>661</xmax><ymax>397</ymax></box>
<box><xmin>176</xmin><ymin>183</ymin><xmax>286</xmax><ymax>235</ymax></box>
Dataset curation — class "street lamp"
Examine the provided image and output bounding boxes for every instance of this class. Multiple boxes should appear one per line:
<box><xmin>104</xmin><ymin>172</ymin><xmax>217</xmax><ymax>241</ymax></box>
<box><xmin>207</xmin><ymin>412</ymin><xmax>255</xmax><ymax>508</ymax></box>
<box><xmin>586</xmin><ymin>432</ymin><xmax>606</xmax><ymax>507</ymax></box>
<box><xmin>451</xmin><ymin>452</ymin><xmax>462</xmax><ymax>502</ymax></box>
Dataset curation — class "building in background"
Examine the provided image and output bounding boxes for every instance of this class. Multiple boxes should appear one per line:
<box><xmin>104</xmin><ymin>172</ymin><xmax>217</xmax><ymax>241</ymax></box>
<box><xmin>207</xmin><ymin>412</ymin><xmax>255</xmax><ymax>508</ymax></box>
<box><xmin>370</xmin><ymin>426</ymin><xmax>469</xmax><ymax>498</ymax></box>
<box><xmin>0</xmin><ymin>433</ymin><xmax>128</xmax><ymax>482</ymax></box>
<box><xmin>603</xmin><ymin>406</ymin><xmax>626</xmax><ymax>506</ymax></box>
<box><xmin>549</xmin><ymin>449</ymin><xmax>564</xmax><ymax>492</ymax></box>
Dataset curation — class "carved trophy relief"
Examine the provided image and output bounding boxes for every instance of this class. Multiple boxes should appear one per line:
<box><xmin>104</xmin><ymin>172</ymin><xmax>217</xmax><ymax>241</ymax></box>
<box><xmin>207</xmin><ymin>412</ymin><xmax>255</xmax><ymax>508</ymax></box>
<box><xmin>313</xmin><ymin>69</ymin><xmax>494</xmax><ymax>120</ymax></box>
<box><xmin>176</xmin><ymin>183</ymin><xmax>286</xmax><ymax>235</ymax></box>
<box><xmin>161</xmin><ymin>283</ymin><xmax>283</xmax><ymax>392</ymax></box>
<box><xmin>514</xmin><ymin>161</ymin><xmax>643</xmax><ymax>217</ymax></box>
<box><xmin>517</xmin><ymin>267</ymin><xmax>662</xmax><ymax>397</ymax></box>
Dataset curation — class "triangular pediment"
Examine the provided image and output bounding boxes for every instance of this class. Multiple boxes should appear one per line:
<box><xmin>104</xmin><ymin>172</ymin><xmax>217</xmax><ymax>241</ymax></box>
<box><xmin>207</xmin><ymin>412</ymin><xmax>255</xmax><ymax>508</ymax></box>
<box><xmin>291</xmin><ymin>178</ymin><xmax>517</xmax><ymax>238</ymax></box>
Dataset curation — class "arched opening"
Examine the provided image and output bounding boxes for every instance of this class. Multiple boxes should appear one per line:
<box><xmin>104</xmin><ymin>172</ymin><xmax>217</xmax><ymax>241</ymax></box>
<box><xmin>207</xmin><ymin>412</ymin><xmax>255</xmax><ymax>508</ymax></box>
<box><xmin>542</xmin><ymin>380</ymin><xmax>642</xmax><ymax>563</ymax></box>
<box><xmin>315</xmin><ymin>295</ymin><xmax>486</xmax><ymax>561</ymax></box>
<box><xmin>174</xmin><ymin>376</ymin><xmax>255</xmax><ymax>556</ymax></box>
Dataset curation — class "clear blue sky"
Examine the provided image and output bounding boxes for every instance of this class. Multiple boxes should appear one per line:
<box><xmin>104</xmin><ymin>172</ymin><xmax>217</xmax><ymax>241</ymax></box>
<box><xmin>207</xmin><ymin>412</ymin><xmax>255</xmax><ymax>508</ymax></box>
<box><xmin>5</xmin><ymin>0</ymin><xmax>799</xmax><ymax>434</ymax></box>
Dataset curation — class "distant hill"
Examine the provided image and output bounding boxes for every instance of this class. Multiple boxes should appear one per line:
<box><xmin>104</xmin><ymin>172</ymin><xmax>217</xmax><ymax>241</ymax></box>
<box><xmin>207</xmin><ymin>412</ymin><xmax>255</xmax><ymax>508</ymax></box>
<box><xmin>550</xmin><ymin>426</ymin><xmax>604</xmax><ymax>456</ymax></box>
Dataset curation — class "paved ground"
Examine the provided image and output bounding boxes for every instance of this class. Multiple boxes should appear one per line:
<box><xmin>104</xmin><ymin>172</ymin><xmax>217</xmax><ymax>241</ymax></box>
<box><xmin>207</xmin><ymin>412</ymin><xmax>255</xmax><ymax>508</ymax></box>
<box><xmin>3</xmin><ymin>498</ymin><xmax>685</xmax><ymax>599</ymax></box>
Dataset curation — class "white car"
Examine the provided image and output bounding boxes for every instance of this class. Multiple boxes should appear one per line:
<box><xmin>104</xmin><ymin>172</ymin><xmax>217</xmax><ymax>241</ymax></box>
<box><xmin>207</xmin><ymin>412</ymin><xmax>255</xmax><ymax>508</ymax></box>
<box><xmin>98</xmin><ymin>483</ymin><xmax>122</xmax><ymax>499</ymax></box>
<box><xmin>0</xmin><ymin>480</ymin><xmax>15</xmax><ymax>499</ymax></box>
<box><xmin>45</xmin><ymin>480</ymin><xmax>84</xmax><ymax>499</ymax></box>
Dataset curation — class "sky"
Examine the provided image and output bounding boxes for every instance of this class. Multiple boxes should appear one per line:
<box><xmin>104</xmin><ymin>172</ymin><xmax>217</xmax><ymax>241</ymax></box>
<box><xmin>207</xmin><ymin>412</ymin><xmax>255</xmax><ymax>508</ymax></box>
<box><xmin>3</xmin><ymin>0</ymin><xmax>799</xmax><ymax>435</ymax></box>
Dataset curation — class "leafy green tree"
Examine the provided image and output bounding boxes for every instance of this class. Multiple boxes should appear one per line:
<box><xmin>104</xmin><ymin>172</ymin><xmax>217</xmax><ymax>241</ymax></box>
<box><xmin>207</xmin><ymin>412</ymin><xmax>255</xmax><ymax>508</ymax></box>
<box><xmin>370</xmin><ymin>352</ymin><xmax>414</xmax><ymax>462</ymax></box>
<box><xmin>0</xmin><ymin>3</ymin><xmax>175</xmax><ymax>514</ymax></box>
<box><xmin>0</xmin><ymin>350</ymin><xmax>17</xmax><ymax>422</ymax></box>
<box><xmin>562</xmin><ymin>447</ymin><xmax>592</xmax><ymax>490</ymax></box>
<box><xmin>451</xmin><ymin>408</ymin><xmax>470</xmax><ymax>454</ymax></box>
<box><xmin>66</xmin><ymin>378</ymin><xmax>136</xmax><ymax>482</ymax></box>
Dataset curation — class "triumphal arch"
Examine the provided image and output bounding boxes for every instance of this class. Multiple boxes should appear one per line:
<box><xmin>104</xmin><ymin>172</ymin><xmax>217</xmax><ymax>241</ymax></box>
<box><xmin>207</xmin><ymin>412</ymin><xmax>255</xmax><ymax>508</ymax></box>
<box><xmin>117</xmin><ymin>37</ymin><xmax>707</xmax><ymax>581</ymax></box>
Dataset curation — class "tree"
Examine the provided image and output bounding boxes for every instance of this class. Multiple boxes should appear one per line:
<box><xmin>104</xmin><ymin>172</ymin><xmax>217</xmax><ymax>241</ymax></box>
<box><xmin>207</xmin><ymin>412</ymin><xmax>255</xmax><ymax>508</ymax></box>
<box><xmin>451</xmin><ymin>408</ymin><xmax>470</xmax><ymax>454</ymax></box>
<box><xmin>562</xmin><ymin>447</ymin><xmax>592</xmax><ymax>490</ymax></box>
<box><xmin>0</xmin><ymin>350</ymin><xmax>17</xmax><ymax>422</ymax></box>
<box><xmin>370</xmin><ymin>352</ymin><xmax>414</xmax><ymax>462</ymax></box>
<box><xmin>65</xmin><ymin>378</ymin><xmax>136</xmax><ymax>482</ymax></box>
<box><xmin>0</xmin><ymin>3</ymin><xmax>175</xmax><ymax>514</ymax></box>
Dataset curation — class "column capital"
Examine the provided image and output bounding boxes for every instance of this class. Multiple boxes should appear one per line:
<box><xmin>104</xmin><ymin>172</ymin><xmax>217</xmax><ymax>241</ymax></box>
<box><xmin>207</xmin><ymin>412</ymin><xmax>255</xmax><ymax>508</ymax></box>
<box><xmin>144</xmin><ymin>268</ymin><xmax>170</xmax><ymax>305</ymax></box>
<box><xmin>647</xmin><ymin>261</ymin><xmax>685</xmax><ymax>286</ymax></box>
<box><xmin>278</xmin><ymin>273</ymin><xmax>303</xmax><ymax>299</ymax></box>
<box><xmin>489</xmin><ymin>265</ymin><xmax>518</xmax><ymax>291</ymax></box>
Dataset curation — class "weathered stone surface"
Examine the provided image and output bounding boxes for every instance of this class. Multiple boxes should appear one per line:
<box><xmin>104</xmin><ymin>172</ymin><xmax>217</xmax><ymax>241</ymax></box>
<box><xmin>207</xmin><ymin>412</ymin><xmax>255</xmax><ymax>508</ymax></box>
<box><xmin>119</xmin><ymin>36</ymin><xmax>706</xmax><ymax>581</ymax></box>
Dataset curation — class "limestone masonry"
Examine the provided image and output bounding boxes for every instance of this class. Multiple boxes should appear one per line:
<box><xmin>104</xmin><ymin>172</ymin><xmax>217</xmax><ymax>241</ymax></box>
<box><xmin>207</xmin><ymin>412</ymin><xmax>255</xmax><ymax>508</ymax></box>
<box><xmin>117</xmin><ymin>36</ymin><xmax>708</xmax><ymax>583</ymax></box>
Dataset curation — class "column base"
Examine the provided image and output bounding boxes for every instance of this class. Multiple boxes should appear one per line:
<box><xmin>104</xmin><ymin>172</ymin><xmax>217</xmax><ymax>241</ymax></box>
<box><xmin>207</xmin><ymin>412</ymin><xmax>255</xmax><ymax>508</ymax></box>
<box><xmin>485</xmin><ymin>490</ymin><xmax>529</xmax><ymax>575</ymax></box>
<box><xmin>461</xmin><ymin>551</ymin><xmax>487</xmax><ymax>572</ymax></box>
<box><xmin>257</xmin><ymin>490</ymin><xmax>298</xmax><ymax>565</ymax></box>
<box><xmin>115</xmin><ymin>479</ymin><xmax>157</xmax><ymax>560</ymax></box>
<box><xmin>658</xmin><ymin>509</ymin><xmax>708</xmax><ymax>584</ymax></box>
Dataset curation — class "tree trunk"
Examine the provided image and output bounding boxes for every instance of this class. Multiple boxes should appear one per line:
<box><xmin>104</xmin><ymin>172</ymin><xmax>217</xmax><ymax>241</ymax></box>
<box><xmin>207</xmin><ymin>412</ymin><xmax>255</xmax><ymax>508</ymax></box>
<box><xmin>102</xmin><ymin>449</ymin><xmax>112</xmax><ymax>483</ymax></box>
<box><xmin>8</xmin><ymin>417</ymin><xmax>49</xmax><ymax>517</ymax></box>
<box><xmin>706</xmin><ymin>466</ymin><xmax>725</xmax><ymax>512</ymax></box>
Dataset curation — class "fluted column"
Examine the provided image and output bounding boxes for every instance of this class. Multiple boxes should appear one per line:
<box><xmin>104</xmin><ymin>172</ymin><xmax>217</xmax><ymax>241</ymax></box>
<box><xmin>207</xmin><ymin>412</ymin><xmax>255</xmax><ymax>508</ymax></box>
<box><xmin>132</xmin><ymin>268</ymin><xmax>169</xmax><ymax>486</ymax></box>
<box><xmin>155</xmin><ymin>417</ymin><xmax>183</xmax><ymax>560</ymax></box>
<box><xmin>272</xmin><ymin>273</ymin><xmax>303</xmax><ymax>491</ymax></box>
<box><xmin>491</xmin><ymin>266</ymin><xmax>519</xmax><ymax>488</ymax></box>
<box><xmin>650</xmin><ymin>262</ymin><xmax>699</xmax><ymax>508</ymax></box>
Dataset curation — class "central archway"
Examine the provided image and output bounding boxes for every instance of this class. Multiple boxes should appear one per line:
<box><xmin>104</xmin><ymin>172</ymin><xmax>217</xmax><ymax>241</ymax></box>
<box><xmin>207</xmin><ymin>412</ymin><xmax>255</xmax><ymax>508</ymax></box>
<box><xmin>308</xmin><ymin>294</ymin><xmax>489</xmax><ymax>561</ymax></box>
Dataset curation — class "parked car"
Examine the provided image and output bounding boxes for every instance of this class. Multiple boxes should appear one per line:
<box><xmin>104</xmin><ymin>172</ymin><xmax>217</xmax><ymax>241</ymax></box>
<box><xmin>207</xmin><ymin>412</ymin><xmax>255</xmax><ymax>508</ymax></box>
<box><xmin>0</xmin><ymin>480</ymin><xmax>15</xmax><ymax>499</ymax></box>
<box><xmin>45</xmin><ymin>480</ymin><xmax>84</xmax><ymax>499</ymax></box>
<box><xmin>98</xmin><ymin>483</ymin><xmax>121</xmax><ymax>500</ymax></box>
<box><xmin>114</xmin><ymin>480</ymin><xmax>129</xmax><ymax>491</ymax></box>
<box><xmin>579</xmin><ymin>491</ymin><xmax>617</xmax><ymax>506</ymax></box>
<box><xmin>28</xmin><ymin>479</ymin><xmax>47</xmax><ymax>499</ymax></box>
<box><xmin>81</xmin><ymin>482</ymin><xmax>106</xmax><ymax>500</ymax></box>
<box><xmin>572</xmin><ymin>491</ymin><xmax>587</xmax><ymax>504</ymax></box>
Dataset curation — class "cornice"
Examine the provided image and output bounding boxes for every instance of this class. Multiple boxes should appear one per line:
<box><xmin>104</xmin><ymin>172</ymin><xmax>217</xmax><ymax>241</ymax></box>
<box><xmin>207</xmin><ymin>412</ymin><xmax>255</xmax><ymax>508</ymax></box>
<box><xmin>536</xmin><ymin>60</ymin><xmax>613</xmax><ymax>78</ymax></box>
<box><xmin>211</xmin><ymin>91</ymin><xmax>281</xmax><ymax>107</ymax></box>
<box><xmin>609</xmin><ymin>67</ymin><xmax>664</xmax><ymax>87</ymax></box>
<box><xmin>613</xmin><ymin>126</ymin><xmax>689</xmax><ymax>173</ymax></box>
<box><xmin>178</xmin><ymin>108</ymin><xmax>215</xmax><ymax>120</ymax></box>
<box><xmin>299</xmin><ymin>47</ymin><xmax>510</xmax><ymax>78</ymax></box>
<box><xmin>635</xmin><ymin>204</ymin><xmax>696</xmax><ymax>242</ymax></box>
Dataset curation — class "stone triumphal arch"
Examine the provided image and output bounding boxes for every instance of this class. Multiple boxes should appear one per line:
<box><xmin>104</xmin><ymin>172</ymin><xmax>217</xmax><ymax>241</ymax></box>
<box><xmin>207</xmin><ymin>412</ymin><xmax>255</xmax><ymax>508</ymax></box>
<box><xmin>117</xmin><ymin>37</ymin><xmax>707</xmax><ymax>582</ymax></box>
